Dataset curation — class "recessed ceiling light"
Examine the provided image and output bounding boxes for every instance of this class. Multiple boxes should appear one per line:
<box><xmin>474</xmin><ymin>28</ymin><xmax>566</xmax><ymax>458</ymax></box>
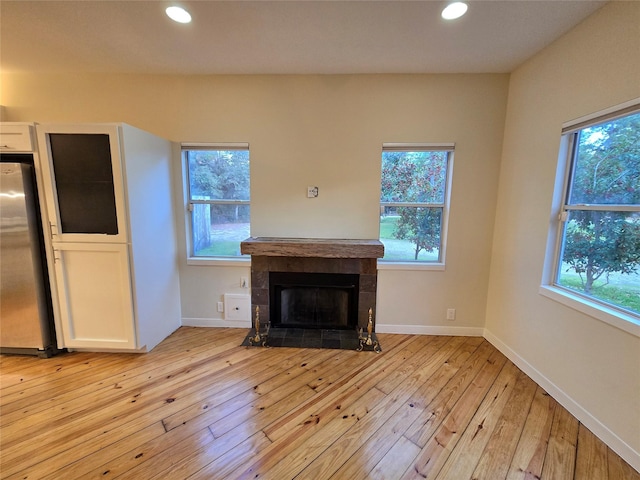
<box><xmin>166</xmin><ymin>6</ymin><xmax>192</xmax><ymax>24</ymax></box>
<box><xmin>442</xmin><ymin>2</ymin><xmax>468</xmax><ymax>20</ymax></box>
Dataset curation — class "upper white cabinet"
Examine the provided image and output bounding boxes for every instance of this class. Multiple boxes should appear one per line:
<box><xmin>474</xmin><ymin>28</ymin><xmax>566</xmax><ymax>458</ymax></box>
<box><xmin>0</xmin><ymin>123</ymin><xmax>36</xmax><ymax>152</ymax></box>
<box><xmin>37</xmin><ymin>124</ymin><xmax>128</xmax><ymax>244</ymax></box>
<box><xmin>36</xmin><ymin>123</ymin><xmax>181</xmax><ymax>351</ymax></box>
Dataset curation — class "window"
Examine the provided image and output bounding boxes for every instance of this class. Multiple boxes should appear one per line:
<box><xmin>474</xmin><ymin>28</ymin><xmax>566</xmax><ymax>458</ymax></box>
<box><xmin>183</xmin><ymin>144</ymin><xmax>250</xmax><ymax>258</ymax></box>
<box><xmin>379</xmin><ymin>144</ymin><xmax>454</xmax><ymax>264</ymax></box>
<box><xmin>546</xmin><ymin>106</ymin><xmax>640</xmax><ymax>321</ymax></box>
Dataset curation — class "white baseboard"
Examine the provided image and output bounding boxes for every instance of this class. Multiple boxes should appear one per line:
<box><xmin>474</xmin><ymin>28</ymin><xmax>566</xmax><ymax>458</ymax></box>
<box><xmin>181</xmin><ymin>317</ymin><xmax>251</xmax><ymax>328</ymax></box>
<box><xmin>483</xmin><ymin>328</ymin><xmax>640</xmax><ymax>473</ymax></box>
<box><xmin>376</xmin><ymin>323</ymin><xmax>484</xmax><ymax>336</ymax></box>
<box><xmin>181</xmin><ymin>321</ymin><xmax>484</xmax><ymax>336</ymax></box>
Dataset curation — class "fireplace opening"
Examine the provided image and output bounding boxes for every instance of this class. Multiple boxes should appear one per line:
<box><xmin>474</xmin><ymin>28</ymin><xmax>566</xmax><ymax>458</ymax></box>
<box><xmin>270</xmin><ymin>272</ymin><xmax>359</xmax><ymax>330</ymax></box>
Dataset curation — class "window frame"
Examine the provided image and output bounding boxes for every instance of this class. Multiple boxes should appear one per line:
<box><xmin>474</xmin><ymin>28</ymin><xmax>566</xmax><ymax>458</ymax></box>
<box><xmin>540</xmin><ymin>100</ymin><xmax>640</xmax><ymax>337</ymax></box>
<box><xmin>378</xmin><ymin>143</ymin><xmax>454</xmax><ymax>270</ymax></box>
<box><xmin>182</xmin><ymin>142</ymin><xmax>251</xmax><ymax>264</ymax></box>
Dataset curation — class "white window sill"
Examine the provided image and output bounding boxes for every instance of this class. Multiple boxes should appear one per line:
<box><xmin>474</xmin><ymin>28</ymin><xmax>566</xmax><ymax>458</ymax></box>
<box><xmin>378</xmin><ymin>261</ymin><xmax>445</xmax><ymax>271</ymax></box>
<box><xmin>539</xmin><ymin>285</ymin><xmax>640</xmax><ymax>338</ymax></box>
<box><xmin>187</xmin><ymin>256</ymin><xmax>251</xmax><ymax>267</ymax></box>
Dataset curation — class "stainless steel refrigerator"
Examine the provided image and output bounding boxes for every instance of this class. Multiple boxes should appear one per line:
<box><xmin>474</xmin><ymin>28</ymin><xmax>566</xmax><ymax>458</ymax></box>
<box><xmin>1</xmin><ymin>154</ymin><xmax>59</xmax><ymax>357</ymax></box>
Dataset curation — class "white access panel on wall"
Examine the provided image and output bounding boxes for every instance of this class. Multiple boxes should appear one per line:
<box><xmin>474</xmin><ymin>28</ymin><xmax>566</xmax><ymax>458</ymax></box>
<box><xmin>224</xmin><ymin>294</ymin><xmax>251</xmax><ymax>322</ymax></box>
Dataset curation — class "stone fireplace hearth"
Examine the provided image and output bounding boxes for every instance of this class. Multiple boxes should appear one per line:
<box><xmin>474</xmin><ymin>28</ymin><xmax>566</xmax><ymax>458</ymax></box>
<box><xmin>240</xmin><ymin>238</ymin><xmax>384</xmax><ymax>333</ymax></box>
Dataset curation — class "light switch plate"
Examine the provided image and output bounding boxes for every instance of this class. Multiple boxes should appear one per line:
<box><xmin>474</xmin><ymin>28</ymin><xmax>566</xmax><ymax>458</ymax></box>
<box><xmin>307</xmin><ymin>186</ymin><xmax>319</xmax><ymax>198</ymax></box>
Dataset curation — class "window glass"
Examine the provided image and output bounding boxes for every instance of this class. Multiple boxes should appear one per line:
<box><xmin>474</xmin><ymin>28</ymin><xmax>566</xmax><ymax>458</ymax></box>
<box><xmin>184</xmin><ymin>147</ymin><xmax>250</xmax><ymax>257</ymax></box>
<box><xmin>568</xmin><ymin>114</ymin><xmax>640</xmax><ymax>205</ymax></box>
<box><xmin>49</xmin><ymin>133</ymin><xmax>118</xmax><ymax>235</ymax></box>
<box><xmin>555</xmin><ymin>111</ymin><xmax>640</xmax><ymax>317</ymax></box>
<box><xmin>380</xmin><ymin>148</ymin><xmax>452</xmax><ymax>262</ymax></box>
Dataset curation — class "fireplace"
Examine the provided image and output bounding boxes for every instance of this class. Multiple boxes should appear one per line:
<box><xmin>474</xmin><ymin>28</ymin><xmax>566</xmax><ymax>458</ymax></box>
<box><xmin>270</xmin><ymin>272</ymin><xmax>359</xmax><ymax>329</ymax></box>
<box><xmin>240</xmin><ymin>237</ymin><xmax>384</xmax><ymax>333</ymax></box>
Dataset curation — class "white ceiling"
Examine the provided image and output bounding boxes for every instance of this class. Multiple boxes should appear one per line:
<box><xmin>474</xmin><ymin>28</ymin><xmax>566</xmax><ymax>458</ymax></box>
<box><xmin>0</xmin><ymin>0</ymin><xmax>607</xmax><ymax>75</ymax></box>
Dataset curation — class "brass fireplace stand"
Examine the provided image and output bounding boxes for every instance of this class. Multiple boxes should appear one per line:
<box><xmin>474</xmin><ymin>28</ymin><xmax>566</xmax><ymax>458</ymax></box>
<box><xmin>357</xmin><ymin>308</ymin><xmax>381</xmax><ymax>353</ymax></box>
<box><xmin>248</xmin><ymin>306</ymin><xmax>270</xmax><ymax>347</ymax></box>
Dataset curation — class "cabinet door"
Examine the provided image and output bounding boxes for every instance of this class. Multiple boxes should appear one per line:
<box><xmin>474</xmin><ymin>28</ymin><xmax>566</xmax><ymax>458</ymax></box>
<box><xmin>0</xmin><ymin>124</ymin><xmax>35</xmax><ymax>152</ymax></box>
<box><xmin>37</xmin><ymin>124</ymin><xmax>128</xmax><ymax>244</ymax></box>
<box><xmin>53</xmin><ymin>243</ymin><xmax>137</xmax><ymax>350</ymax></box>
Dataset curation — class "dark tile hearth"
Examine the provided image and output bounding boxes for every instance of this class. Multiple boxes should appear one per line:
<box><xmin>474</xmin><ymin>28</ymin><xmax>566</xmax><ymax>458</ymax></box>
<box><xmin>241</xmin><ymin>327</ymin><xmax>381</xmax><ymax>351</ymax></box>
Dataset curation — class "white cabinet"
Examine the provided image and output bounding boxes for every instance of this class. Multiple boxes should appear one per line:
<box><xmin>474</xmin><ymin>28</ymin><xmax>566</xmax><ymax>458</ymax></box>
<box><xmin>0</xmin><ymin>124</ymin><xmax>35</xmax><ymax>152</ymax></box>
<box><xmin>36</xmin><ymin>123</ymin><xmax>181</xmax><ymax>351</ymax></box>
<box><xmin>37</xmin><ymin>124</ymin><xmax>128</xmax><ymax>244</ymax></box>
<box><xmin>52</xmin><ymin>243</ymin><xmax>136</xmax><ymax>349</ymax></box>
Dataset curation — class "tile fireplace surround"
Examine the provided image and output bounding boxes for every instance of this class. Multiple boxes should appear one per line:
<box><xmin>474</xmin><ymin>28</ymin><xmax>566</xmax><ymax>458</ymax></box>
<box><xmin>240</xmin><ymin>237</ymin><xmax>384</xmax><ymax>332</ymax></box>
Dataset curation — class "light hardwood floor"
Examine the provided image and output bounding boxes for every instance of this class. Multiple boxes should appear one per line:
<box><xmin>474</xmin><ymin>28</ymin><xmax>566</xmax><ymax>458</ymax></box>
<box><xmin>1</xmin><ymin>327</ymin><xmax>638</xmax><ymax>479</ymax></box>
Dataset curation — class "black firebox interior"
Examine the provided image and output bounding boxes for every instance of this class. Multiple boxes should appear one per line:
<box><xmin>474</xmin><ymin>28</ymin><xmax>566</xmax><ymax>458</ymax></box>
<box><xmin>270</xmin><ymin>272</ymin><xmax>359</xmax><ymax>330</ymax></box>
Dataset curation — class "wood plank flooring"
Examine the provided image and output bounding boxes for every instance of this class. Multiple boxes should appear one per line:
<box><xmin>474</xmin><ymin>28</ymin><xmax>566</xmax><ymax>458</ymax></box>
<box><xmin>1</xmin><ymin>327</ymin><xmax>638</xmax><ymax>479</ymax></box>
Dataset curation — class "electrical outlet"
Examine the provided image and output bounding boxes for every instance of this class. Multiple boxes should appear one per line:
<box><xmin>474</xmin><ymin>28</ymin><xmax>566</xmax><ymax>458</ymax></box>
<box><xmin>446</xmin><ymin>308</ymin><xmax>456</xmax><ymax>321</ymax></box>
<box><xmin>217</xmin><ymin>302</ymin><xmax>224</xmax><ymax>313</ymax></box>
<box><xmin>307</xmin><ymin>186</ymin><xmax>319</xmax><ymax>198</ymax></box>
<box><xmin>241</xmin><ymin>276</ymin><xmax>248</xmax><ymax>288</ymax></box>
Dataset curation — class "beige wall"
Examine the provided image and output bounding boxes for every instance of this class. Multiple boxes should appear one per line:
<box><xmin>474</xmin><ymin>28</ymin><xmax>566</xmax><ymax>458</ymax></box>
<box><xmin>485</xmin><ymin>1</ymin><xmax>640</xmax><ymax>467</ymax></box>
<box><xmin>1</xmin><ymin>73</ymin><xmax>509</xmax><ymax>332</ymax></box>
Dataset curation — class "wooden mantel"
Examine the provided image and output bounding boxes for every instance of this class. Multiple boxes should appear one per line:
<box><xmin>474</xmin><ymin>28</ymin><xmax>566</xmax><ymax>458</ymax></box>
<box><xmin>240</xmin><ymin>237</ymin><xmax>384</xmax><ymax>259</ymax></box>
